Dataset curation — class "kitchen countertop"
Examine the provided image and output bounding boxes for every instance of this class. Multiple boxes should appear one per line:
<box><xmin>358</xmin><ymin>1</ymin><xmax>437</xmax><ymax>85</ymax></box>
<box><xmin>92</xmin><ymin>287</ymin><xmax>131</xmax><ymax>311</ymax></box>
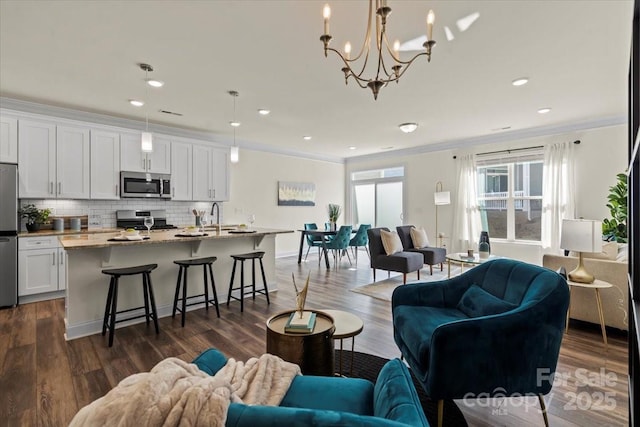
<box><xmin>58</xmin><ymin>227</ymin><xmax>293</xmax><ymax>250</ymax></box>
<box><xmin>17</xmin><ymin>224</ymin><xmax>241</xmax><ymax>238</ymax></box>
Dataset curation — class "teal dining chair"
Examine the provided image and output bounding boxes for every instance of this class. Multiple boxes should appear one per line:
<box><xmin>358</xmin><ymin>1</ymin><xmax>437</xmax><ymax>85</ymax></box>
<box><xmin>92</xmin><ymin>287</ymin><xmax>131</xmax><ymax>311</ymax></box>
<box><xmin>349</xmin><ymin>224</ymin><xmax>371</xmax><ymax>265</ymax></box>
<box><xmin>325</xmin><ymin>225</ymin><xmax>353</xmax><ymax>268</ymax></box>
<box><xmin>304</xmin><ymin>223</ymin><xmax>325</xmax><ymax>264</ymax></box>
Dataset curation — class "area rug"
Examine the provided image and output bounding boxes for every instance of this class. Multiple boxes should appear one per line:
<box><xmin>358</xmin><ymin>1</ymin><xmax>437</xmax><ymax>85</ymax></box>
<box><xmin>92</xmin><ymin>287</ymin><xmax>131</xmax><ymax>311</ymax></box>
<box><xmin>351</xmin><ymin>266</ymin><xmax>461</xmax><ymax>302</ymax></box>
<box><xmin>335</xmin><ymin>350</ymin><xmax>467</xmax><ymax>427</ymax></box>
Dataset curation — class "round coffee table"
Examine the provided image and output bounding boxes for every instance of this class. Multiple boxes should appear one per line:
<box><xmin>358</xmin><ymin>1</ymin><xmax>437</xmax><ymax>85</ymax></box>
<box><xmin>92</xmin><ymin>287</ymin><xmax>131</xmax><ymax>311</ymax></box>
<box><xmin>266</xmin><ymin>309</ymin><xmax>335</xmax><ymax>376</ymax></box>
<box><xmin>446</xmin><ymin>252</ymin><xmax>500</xmax><ymax>278</ymax></box>
<box><xmin>320</xmin><ymin>309</ymin><xmax>364</xmax><ymax>376</ymax></box>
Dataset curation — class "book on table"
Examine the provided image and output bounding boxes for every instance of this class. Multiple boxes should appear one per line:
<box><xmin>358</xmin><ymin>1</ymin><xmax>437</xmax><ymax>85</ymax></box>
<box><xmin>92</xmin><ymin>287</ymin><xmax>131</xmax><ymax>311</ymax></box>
<box><xmin>284</xmin><ymin>311</ymin><xmax>316</xmax><ymax>333</ymax></box>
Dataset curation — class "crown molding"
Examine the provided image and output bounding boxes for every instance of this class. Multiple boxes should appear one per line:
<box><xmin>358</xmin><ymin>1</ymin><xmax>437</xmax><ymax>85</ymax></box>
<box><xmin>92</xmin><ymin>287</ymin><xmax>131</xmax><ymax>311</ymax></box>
<box><xmin>0</xmin><ymin>97</ymin><xmax>345</xmax><ymax>164</ymax></box>
<box><xmin>345</xmin><ymin>115</ymin><xmax>627</xmax><ymax>164</ymax></box>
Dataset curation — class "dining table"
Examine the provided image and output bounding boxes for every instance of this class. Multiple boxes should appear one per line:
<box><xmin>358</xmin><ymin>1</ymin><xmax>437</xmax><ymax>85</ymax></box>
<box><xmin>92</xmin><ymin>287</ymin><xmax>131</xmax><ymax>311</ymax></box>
<box><xmin>297</xmin><ymin>228</ymin><xmax>356</xmax><ymax>269</ymax></box>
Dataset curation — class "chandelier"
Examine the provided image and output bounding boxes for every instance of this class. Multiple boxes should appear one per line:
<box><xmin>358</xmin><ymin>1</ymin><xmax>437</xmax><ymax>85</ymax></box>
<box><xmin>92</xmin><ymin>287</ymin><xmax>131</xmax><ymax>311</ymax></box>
<box><xmin>320</xmin><ymin>1</ymin><xmax>435</xmax><ymax>100</ymax></box>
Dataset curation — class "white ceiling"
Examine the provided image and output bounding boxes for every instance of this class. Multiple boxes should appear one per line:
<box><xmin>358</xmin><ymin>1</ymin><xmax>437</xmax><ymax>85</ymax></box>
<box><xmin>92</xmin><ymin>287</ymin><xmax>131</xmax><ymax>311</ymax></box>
<box><xmin>0</xmin><ymin>0</ymin><xmax>634</xmax><ymax>160</ymax></box>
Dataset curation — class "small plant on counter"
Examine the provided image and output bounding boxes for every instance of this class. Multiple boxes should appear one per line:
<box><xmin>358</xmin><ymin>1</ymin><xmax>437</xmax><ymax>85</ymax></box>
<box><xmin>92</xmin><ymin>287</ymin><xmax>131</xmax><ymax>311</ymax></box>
<box><xmin>18</xmin><ymin>204</ymin><xmax>52</xmax><ymax>232</ymax></box>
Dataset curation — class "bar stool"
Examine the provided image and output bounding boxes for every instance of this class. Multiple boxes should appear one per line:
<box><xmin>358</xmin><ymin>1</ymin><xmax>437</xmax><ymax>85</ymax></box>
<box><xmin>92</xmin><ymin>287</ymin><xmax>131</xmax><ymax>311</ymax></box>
<box><xmin>101</xmin><ymin>264</ymin><xmax>159</xmax><ymax>347</ymax></box>
<box><xmin>172</xmin><ymin>256</ymin><xmax>220</xmax><ymax>327</ymax></box>
<box><xmin>227</xmin><ymin>251</ymin><xmax>270</xmax><ymax>312</ymax></box>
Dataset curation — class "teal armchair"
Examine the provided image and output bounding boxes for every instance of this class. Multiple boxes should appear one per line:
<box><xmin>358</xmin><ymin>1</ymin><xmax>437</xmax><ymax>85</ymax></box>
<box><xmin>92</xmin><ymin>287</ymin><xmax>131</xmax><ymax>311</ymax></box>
<box><xmin>325</xmin><ymin>225</ymin><xmax>353</xmax><ymax>268</ymax></box>
<box><xmin>350</xmin><ymin>224</ymin><xmax>371</xmax><ymax>265</ymax></box>
<box><xmin>192</xmin><ymin>348</ymin><xmax>430</xmax><ymax>427</ymax></box>
<box><xmin>303</xmin><ymin>223</ymin><xmax>324</xmax><ymax>263</ymax></box>
<box><xmin>392</xmin><ymin>259</ymin><xmax>569</xmax><ymax>427</ymax></box>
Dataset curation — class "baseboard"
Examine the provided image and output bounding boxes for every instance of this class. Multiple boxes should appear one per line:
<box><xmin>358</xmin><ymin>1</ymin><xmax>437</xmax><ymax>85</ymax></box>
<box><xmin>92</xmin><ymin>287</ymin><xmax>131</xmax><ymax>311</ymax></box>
<box><xmin>567</xmin><ymin>318</ymin><xmax>628</xmax><ymax>338</ymax></box>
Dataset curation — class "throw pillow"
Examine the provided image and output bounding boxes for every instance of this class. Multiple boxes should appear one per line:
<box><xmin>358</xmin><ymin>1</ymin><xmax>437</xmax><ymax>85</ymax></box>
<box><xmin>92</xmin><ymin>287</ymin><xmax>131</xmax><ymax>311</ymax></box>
<box><xmin>409</xmin><ymin>226</ymin><xmax>430</xmax><ymax>248</ymax></box>
<box><xmin>457</xmin><ymin>284</ymin><xmax>518</xmax><ymax>318</ymax></box>
<box><xmin>381</xmin><ymin>230</ymin><xmax>404</xmax><ymax>255</ymax></box>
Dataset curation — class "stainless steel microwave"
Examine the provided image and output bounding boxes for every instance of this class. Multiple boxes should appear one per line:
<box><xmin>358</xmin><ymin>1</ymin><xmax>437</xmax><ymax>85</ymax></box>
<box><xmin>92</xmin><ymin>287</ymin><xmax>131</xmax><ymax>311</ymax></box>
<box><xmin>120</xmin><ymin>172</ymin><xmax>171</xmax><ymax>199</ymax></box>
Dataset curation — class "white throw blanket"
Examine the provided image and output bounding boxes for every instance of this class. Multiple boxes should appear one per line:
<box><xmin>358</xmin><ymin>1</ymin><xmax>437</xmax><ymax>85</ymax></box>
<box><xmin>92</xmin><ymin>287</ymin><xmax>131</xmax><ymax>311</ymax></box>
<box><xmin>69</xmin><ymin>353</ymin><xmax>301</xmax><ymax>427</ymax></box>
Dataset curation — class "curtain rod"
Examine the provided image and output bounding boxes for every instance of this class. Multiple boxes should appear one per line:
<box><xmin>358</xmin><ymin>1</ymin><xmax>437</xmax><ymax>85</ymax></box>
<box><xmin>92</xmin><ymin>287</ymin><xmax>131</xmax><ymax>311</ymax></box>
<box><xmin>475</xmin><ymin>140</ymin><xmax>581</xmax><ymax>157</ymax></box>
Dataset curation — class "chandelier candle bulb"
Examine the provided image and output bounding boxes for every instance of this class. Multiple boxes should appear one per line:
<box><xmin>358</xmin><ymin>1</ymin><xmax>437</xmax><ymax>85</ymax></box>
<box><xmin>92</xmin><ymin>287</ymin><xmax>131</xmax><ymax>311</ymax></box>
<box><xmin>323</xmin><ymin>4</ymin><xmax>331</xmax><ymax>35</ymax></box>
<box><xmin>344</xmin><ymin>42</ymin><xmax>351</xmax><ymax>60</ymax></box>
<box><xmin>427</xmin><ymin>10</ymin><xmax>435</xmax><ymax>41</ymax></box>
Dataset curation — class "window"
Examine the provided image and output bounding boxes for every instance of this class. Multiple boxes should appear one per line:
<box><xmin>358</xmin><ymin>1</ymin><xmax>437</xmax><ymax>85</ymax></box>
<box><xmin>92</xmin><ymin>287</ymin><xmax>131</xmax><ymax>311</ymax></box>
<box><xmin>351</xmin><ymin>166</ymin><xmax>404</xmax><ymax>229</ymax></box>
<box><xmin>476</xmin><ymin>153</ymin><xmax>543</xmax><ymax>242</ymax></box>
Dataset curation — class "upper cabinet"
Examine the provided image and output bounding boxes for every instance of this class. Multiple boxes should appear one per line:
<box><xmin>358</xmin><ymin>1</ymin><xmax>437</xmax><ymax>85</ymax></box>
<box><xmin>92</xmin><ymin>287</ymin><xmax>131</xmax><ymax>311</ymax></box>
<box><xmin>120</xmin><ymin>133</ymin><xmax>170</xmax><ymax>174</ymax></box>
<box><xmin>0</xmin><ymin>116</ymin><xmax>18</xmax><ymax>163</ymax></box>
<box><xmin>171</xmin><ymin>141</ymin><xmax>192</xmax><ymax>201</ymax></box>
<box><xmin>192</xmin><ymin>144</ymin><xmax>229</xmax><ymax>201</ymax></box>
<box><xmin>90</xmin><ymin>130</ymin><xmax>120</xmax><ymax>200</ymax></box>
<box><xmin>18</xmin><ymin>120</ymin><xmax>90</xmax><ymax>199</ymax></box>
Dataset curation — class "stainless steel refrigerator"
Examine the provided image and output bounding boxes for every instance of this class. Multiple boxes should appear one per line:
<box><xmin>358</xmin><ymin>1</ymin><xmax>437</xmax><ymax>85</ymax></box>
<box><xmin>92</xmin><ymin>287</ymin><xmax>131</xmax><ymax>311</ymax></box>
<box><xmin>0</xmin><ymin>163</ymin><xmax>18</xmax><ymax>307</ymax></box>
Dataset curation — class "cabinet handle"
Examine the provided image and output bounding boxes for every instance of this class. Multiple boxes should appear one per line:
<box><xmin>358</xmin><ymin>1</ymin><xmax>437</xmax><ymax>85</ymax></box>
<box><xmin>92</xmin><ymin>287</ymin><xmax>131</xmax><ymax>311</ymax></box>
<box><xmin>60</xmin><ymin>252</ymin><xmax>63</xmax><ymax>265</ymax></box>
<box><xmin>213</xmin><ymin>189</ymin><xmax>216</xmax><ymax>199</ymax></box>
<box><xmin>142</xmin><ymin>158</ymin><xmax>146</xmax><ymax>170</ymax></box>
<box><xmin>50</xmin><ymin>182</ymin><xmax>53</xmax><ymax>194</ymax></box>
<box><xmin>148</xmin><ymin>159</ymin><xmax>151</xmax><ymax>170</ymax></box>
<box><xmin>52</xmin><ymin>252</ymin><xmax>56</xmax><ymax>266</ymax></box>
<box><xmin>58</xmin><ymin>182</ymin><xmax>62</xmax><ymax>194</ymax></box>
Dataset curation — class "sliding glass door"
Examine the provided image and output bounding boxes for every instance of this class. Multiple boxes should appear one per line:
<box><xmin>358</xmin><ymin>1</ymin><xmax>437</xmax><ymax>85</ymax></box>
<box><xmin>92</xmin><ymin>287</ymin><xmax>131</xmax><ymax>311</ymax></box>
<box><xmin>351</xmin><ymin>167</ymin><xmax>404</xmax><ymax>229</ymax></box>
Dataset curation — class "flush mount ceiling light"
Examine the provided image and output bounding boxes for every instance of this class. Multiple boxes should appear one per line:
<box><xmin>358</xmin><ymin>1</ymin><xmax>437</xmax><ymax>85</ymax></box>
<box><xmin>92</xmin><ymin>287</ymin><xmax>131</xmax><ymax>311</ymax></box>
<box><xmin>320</xmin><ymin>1</ymin><xmax>436</xmax><ymax>100</ymax></box>
<box><xmin>512</xmin><ymin>78</ymin><xmax>529</xmax><ymax>86</ymax></box>
<box><xmin>146</xmin><ymin>79</ymin><xmax>164</xmax><ymax>88</ymax></box>
<box><xmin>258</xmin><ymin>109</ymin><xmax>270</xmax><ymax>115</ymax></box>
<box><xmin>129</xmin><ymin>99</ymin><xmax>144</xmax><ymax>107</ymax></box>
<box><xmin>349</xmin><ymin>146</ymin><xmax>357</xmax><ymax>150</ymax></box>
<box><xmin>139</xmin><ymin>63</ymin><xmax>154</xmax><ymax>153</ymax></box>
<box><xmin>537</xmin><ymin>107</ymin><xmax>552</xmax><ymax>114</ymax></box>
<box><xmin>303</xmin><ymin>136</ymin><xmax>312</xmax><ymax>141</ymax></box>
<box><xmin>399</xmin><ymin>122</ymin><xmax>418</xmax><ymax>133</ymax></box>
<box><xmin>229</xmin><ymin>90</ymin><xmax>240</xmax><ymax>163</ymax></box>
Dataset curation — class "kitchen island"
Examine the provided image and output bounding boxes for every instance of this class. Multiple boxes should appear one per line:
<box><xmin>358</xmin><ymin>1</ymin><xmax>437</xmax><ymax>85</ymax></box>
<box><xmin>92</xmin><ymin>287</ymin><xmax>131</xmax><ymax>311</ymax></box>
<box><xmin>59</xmin><ymin>228</ymin><xmax>293</xmax><ymax>340</ymax></box>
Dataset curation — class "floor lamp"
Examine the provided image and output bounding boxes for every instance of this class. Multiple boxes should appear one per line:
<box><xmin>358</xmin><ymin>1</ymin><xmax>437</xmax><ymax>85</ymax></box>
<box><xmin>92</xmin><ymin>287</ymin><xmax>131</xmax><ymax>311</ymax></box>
<box><xmin>434</xmin><ymin>182</ymin><xmax>451</xmax><ymax>247</ymax></box>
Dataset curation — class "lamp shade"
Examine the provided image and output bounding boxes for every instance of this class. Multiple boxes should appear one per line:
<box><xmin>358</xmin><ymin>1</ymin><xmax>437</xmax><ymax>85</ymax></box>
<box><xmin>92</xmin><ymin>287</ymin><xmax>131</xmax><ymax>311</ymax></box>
<box><xmin>434</xmin><ymin>191</ymin><xmax>451</xmax><ymax>206</ymax></box>
<box><xmin>560</xmin><ymin>219</ymin><xmax>603</xmax><ymax>253</ymax></box>
<box><xmin>230</xmin><ymin>146</ymin><xmax>239</xmax><ymax>163</ymax></box>
<box><xmin>141</xmin><ymin>132</ymin><xmax>153</xmax><ymax>152</ymax></box>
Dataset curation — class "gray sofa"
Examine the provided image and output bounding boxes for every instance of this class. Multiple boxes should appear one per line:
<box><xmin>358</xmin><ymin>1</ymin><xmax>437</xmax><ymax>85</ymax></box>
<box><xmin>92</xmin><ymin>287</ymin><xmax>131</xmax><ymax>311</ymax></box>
<box><xmin>542</xmin><ymin>243</ymin><xmax>628</xmax><ymax>330</ymax></box>
<box><xmin>367</xmin><ymin>227</ymin><xmax>423</xmax><ymax>284</ymax></box>
<box><xmin>396</xmin><ymin>225</ymin><xmax>446</xmax><ymax>275</ymax></box>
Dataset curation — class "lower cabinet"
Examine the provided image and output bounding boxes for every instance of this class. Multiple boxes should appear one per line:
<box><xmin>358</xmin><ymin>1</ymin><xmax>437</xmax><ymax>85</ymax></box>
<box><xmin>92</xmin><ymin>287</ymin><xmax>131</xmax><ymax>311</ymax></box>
<box><xmin>18</xmin><ymin>236</ymin><xmax>66</xmax><ymax>296</ymax></box>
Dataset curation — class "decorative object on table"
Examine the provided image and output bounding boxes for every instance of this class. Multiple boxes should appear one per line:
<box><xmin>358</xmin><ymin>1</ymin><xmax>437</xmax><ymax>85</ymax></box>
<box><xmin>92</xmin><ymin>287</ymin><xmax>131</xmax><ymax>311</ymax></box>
<box><xmin>478</xmin><ymin>231</ymin><xmax>491</xmax><ymax>259</ymax></box>
<box><xmin>18</xmin><ymin>204</ymin><xmax>51</xmax><ymax>232</ymax></box>
<box><xmin>602</xmin><ymin>172</ymin><xmax>627</xmax><ymax>243</ymax></box>
<box><xmin>434</xmin><ymin>182</ymin><xmax>451</xmax><ymax>242</ymax></box>
<box><xmin>466</xmin><ymin>249</ymin><xmax>474</xmax><ymax>258</ymax></box>
<box><xmin>327</xmin><ymin>203</ymin><xmax>341</xmax><ymax>231</ymax></box>
<box><xmin>292</xmin><ymin>272</ymin><xmax>310</xmax><ymax>316</ymax></box>
<box><xmin>278</xmin><ymin>181</ymin><xmax>316</xmax><ymax>206</ymax></box>
<box><xmin>560</xmin><ymin>218</ymin><xmax>602</xmax><ymax>284</ymax></box>
<box><xmin>320</xmin><ymin>1</ymin><xmax>436</xmax><ymax>100</ymax></box>
<box><xmin>286</xmin><ymin>273</ymin><xmax>315</xmax><ymax>333</ymax></box>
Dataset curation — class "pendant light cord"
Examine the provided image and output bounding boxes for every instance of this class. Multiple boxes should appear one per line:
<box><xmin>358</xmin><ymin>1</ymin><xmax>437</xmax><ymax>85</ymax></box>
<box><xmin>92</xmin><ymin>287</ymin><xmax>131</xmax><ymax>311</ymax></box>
<box><xmin>145</xmin><ymin>69</ymin><xmax>149</xmax><ymax>132</ymax></box>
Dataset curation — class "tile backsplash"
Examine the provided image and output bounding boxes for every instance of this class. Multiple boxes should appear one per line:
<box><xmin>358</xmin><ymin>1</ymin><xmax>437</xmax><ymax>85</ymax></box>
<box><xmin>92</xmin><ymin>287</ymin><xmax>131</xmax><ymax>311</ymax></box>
<box><xmin>20</xmin><ymin>199</ymin><xmax>223</xmax><ymax>229</ymax></box>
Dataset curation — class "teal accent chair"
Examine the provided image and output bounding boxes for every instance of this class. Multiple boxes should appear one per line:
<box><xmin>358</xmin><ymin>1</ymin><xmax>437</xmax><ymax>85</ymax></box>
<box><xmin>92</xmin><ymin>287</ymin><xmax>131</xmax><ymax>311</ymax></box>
<box><xmin>325</xmin><ymin>225</ymin><xmax>353</xmax><ymax>268</ymax></box>
<box><xmin>349</xmin><ymin>224</ymin><xmax>371</xmax><ymax>265</ymax></box>
<box><xmin>303</xmin><ymin>223</ymin><xmax>324</xmax><ymax>263</ymax></box>
<box><xmin>392</xmin><ymin>259</ymin><xmax>569</xmax><ymax>427</ymax></box>
<box><xmin>192</xmin><ymin>348</ymin><xmax>430</xmax><ymax>427</ymax></box>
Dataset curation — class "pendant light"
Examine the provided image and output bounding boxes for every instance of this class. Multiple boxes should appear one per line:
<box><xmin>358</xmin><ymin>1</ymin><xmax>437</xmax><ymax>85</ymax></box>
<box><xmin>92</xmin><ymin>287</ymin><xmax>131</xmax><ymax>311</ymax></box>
<box><xmin>229</xmin><ymin>90</ymin><xmax>240</xmax><ymax>163</ymax></box>
<box><xmin>140</xmin><ymin>63</ymin><xmax>154</xmax><ymax>152</ymax></box>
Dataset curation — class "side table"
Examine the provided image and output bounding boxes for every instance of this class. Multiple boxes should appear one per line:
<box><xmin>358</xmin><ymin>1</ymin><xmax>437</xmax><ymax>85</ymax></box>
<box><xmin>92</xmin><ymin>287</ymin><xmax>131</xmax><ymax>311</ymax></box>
<box><xmin>566</xmin><ymin>279</ymin><xmax>613</xmax><ymax>347</ymax></box>
<box><xmin>266</xmin><ymin>309</ymin><xmax>335</xmax><ymax>376</ymax></box>
<box><xmin>320</xmin><ymin>309</ymin><xmax>364</xmax><ymax>376</ymax></box>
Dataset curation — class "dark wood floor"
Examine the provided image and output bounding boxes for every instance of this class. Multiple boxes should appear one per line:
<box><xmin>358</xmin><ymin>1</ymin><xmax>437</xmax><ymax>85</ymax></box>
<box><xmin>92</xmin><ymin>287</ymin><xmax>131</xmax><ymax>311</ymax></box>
<box><xmin>0</xmin><ymin>252</ymin><xmax>629</xmax><ymax>426</ymax></box>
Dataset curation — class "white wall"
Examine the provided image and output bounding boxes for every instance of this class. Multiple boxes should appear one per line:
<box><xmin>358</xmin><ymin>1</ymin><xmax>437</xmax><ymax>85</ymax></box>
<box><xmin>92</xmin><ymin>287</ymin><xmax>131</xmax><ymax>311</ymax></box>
<box><xmin>224</xmin><ymin>149</ymin><xmax>345</xmax><ymax>256</ymax></box>
<box><xmin>346</xmin><ymin>124</ymin><xmax>628</xmax><ymax>265</ymax></box>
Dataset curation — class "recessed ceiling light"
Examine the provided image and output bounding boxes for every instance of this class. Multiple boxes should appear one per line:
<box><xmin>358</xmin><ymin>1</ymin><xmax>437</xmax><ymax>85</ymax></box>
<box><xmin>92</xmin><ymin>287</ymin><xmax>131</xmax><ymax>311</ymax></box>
<box><xmin>229</xmin><ymin>121</ymin><xmax>241</xmax><ymax>127</ymax></box>
<box><xmin>512</xmin><ymin>78</ymin><xmax>528</xmax><ymax>86</ymax></box>
<box><xmin>146</xmin><ymin>79</ymin><xmax>164</xmax><ymax>88</ymax></box>
<box><xmin>129</xmin><ymin>99</ymin><xmax>144</xmax><ymax>107</ymax></box>
<box><xmin>537</xmin><ymin>107</ymin><xmax>551</xmax><ymax>114</ymax></box>
<box><xmin>258</xmin><ymin>109</ymin><xmax>270</xmax><ymax>115</ymax></box>
<box><xmin>398</xmin><ymin>123</ymin><xmax>418</xmax><ymax>133</ymax></box>
<box><xmin>303</xmin><ymin>136</ymin><xmax>312</xmax><ymax>141</ymax></box>
<box><xmin>349</xmin><ymin>146</ymin><xmax>356</xmax><ymax>150</ymax></box>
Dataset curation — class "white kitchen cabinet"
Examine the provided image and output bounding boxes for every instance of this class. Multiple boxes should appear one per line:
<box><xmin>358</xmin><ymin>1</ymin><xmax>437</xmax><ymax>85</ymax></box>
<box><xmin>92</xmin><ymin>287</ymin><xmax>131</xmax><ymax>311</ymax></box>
<box><xmin>18</xmin><ymin>119</ymin><xmax>56</xmax><ymax>198</ymax></box>
<box><xmin>120</xmin><ymin>133</ymin><xmax>171</xmax><ymax>174</ymax></box>
<box><xmin>91</xmin><ymin>130</ymin><xmax>120</xmax><ymax>199</ymax></box>
<box><xmin>56</xmin><ymin>125</ymin><xmax>90</xmax><ymax>199</ymax></box>
<box><xmin>18</xmin><ymin>236</ymin><xmax>66</xmax><ymax>296</ymax></box>
<box><xmin>18</xmin><ymin>120</ymin><xmax>90</xmax><ymax>199</ymax></box>
<box><xmin>0</xmin><ymin>116</ymin><xmax>18</xmax><ymax>163</ymax></box>
<box><xmin>192</xmin><ymin>144</ymin><xmax>230</xmax><ymax>201</ymax></box>
<box><xmin>171</xmin><ymin>141</ymin><xmax>192</xmax><ymax>200</ymax></box>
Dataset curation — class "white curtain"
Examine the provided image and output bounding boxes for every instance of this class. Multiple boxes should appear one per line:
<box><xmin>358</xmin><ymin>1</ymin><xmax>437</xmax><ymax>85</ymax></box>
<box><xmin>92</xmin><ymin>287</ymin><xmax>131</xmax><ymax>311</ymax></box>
<box><xmin>452</xmin><ymin>154</ymin><xmax>482</xmax><ymax>252</ymax></box>
<box><xmin>541</xmin><ymin>142</ymin><xmax>576</xmax><ymax>253</ymax></box>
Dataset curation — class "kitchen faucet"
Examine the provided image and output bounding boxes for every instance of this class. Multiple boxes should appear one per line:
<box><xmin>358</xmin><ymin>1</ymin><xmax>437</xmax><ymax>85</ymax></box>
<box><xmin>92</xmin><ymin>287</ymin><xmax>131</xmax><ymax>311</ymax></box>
<box><xmin>210</xmin><ymin>202</ymin><xmax>220</xmax><ymax>228</ymax></box>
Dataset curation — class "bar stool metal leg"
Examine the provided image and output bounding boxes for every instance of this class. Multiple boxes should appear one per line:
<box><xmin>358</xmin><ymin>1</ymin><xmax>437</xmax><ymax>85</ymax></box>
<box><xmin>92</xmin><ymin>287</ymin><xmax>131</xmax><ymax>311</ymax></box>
<box><xmin>208</xmin><ymin>263</ymin><xmax>220</xmax><ymax>317</ymax></box>
<box><xmin>145</xmin><ymin>272</ymin><xmax>160</xmax><ymax>334</ymax></box>
<box><xmin>203</xmin><ymin>264</ymin><xmax>209</xmax><ymax>311</ymax></box>
<box><xmin>240</xmin><ymin>260</ymin><xmax>245</xmax><ymax>312</ymax></box>
<box><xmin>259</xmin><ymin>258</ymin><xmax>270</xmax><ymax>304</ymax></box>
<box><xmin>108</xmin><ymin>278</ymin><xmax>119</xmax><ymax>347</ymax></box>
<box><xmin>102</xmin><ymin>277</ymin><xmax>114</xmax><ymax>336</ymax></box>
<box><xmin>252</xmin><ymin>258</ymin><xmax>257</xmax><ymax>300</ymax></box>
<box><xmin>227</xmin><ymin>259</ymin><xmax>237</xmax><ymax>307</ymax></box>
<box><xmin>172</xmin><ymin>266</ymin><xmax>183</xmax><ymax>318</ymax></box>
<box><xmin>181</xmin><ymin>266</ymin><xmax>189</xmax><ymax>327</ymax></box>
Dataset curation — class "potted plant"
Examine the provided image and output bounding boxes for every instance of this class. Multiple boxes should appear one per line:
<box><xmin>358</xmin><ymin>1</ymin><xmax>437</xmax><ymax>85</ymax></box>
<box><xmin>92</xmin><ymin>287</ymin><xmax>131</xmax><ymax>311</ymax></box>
<box><xmin>602</xmin><ymin>172</ymin><xmax>627</xmax><ymax>243</ymax></box>
<box><xmin>18</xmin><ymin>204</ymin><xmax>52</xmax><ymax>232</ymax></box>
<box><xmin>327</xmin><ymin>203</ymin><xmax>342</xmax><ymax>231</ymax></box>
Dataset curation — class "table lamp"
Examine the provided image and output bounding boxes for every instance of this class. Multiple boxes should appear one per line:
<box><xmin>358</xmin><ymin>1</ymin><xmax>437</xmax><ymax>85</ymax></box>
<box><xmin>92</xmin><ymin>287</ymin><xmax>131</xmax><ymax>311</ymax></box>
<box><xmin>560</xmin><ymin>219</ymin><xmax>602</xmax><ymax>284</ymax></box>
<box><xmin>434</xmin><ymin>181</ymin><xmax>451</xmax><ymax>247</ymax></box>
